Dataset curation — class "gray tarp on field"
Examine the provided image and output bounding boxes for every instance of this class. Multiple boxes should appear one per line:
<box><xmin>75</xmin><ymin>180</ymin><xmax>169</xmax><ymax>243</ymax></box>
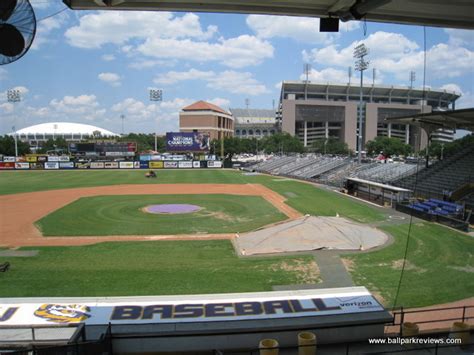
<box><xmin>234</xmin><ymin>216</ymin><xmax>388</xmax><ymax>255</ymax></box>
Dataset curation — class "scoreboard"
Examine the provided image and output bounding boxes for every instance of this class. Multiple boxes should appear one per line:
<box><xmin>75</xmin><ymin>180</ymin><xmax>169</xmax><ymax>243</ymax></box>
<box><xmin>69</xmin><ymin>142</ymin><xmax>137</xmax><ymax>156</ymax></box>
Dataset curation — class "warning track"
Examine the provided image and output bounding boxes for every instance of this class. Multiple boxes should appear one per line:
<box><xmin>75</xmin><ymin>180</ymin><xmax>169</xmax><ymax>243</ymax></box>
<box><xmin>0</xmin><ymin>184</ymin><xmax>302</xmax><ymax>247</ymax></box>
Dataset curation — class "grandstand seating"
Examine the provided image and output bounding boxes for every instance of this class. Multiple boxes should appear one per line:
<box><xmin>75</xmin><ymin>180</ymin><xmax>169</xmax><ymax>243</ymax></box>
<box><xmin>395</xmin><ymin>144</ymin><xmax>474</xmax><ymax>199</ymax></box>
<box><xmin>353</xmin><ymin>163</ymin><xmax>419</xmax><ymax>184</ymax></box>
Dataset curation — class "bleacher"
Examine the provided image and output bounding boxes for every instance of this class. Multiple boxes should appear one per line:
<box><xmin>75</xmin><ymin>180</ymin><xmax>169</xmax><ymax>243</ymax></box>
<box><xmin>395</xmin><ymin>144</ymin><xmax>474</xmax><ymax>199</ymax></box>
<box><xmin>252</xmin><ymin>156</ymin><xmax>296</xmax><ymax>173</ymax></box>
<box><xmin>292</xmin><ymin>157</ymin><xmax>349</xmax><ymax>179</ymax></box>
<box><xmin>353</xmin><ymin>163</ymin><xmax>419</xmax><ymax>184</ymax></box>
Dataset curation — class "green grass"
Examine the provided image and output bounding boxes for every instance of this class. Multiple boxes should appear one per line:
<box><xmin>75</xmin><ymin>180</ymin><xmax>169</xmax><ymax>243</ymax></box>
<box><xmin>344</xmin><ymin>222</ymin><xmax>474</xmax><ymax>308</ymax></box>
<box><xmin>0</xmin><ymin>169</ymin><xmax>384</xmax><ymax>223</ymax></box>
<box><xmin>0</xmin><ymin>169</ymin><xmax>248</xmax><ymax>195</ymax></box>
<box><xmin>260</xmin><ymin>179</ymin><xmax>383</xmax><ymax>223</ymax></box>
<box><xmin>0</xmin><ymin>241</ymin><xmax>318</xmax><ymax>297</ymax></box>
<box><xmin>36</xmin><ymin>194</ymin><xmax>286</xmax><ymax>236</ymax></box>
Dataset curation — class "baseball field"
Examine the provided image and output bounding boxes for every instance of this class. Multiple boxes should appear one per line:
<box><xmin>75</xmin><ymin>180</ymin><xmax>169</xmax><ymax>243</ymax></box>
<box><xmin>0</xmin><ymin>169</ymin><xmax>472</xmax><ymax>308</ymax></box>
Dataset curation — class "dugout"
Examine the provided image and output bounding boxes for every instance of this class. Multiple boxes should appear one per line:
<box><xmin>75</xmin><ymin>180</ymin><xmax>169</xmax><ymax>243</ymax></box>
<box><xmin>346</xmin><ymin>177</ymin><xmax>412</xmax><ymax>207</ymax></box>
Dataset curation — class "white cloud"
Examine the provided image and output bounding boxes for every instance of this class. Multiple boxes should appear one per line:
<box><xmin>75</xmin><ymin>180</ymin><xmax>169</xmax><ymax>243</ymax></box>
<box><xmin>304</xmin><ymin>31</ymin><xmax>473</xmax><ymax>81</ymax></box>
<box><xmin>101</xmin><ymin>54</ymin><xmax>116</xmax><ymax>61</ymax></box>
<box><xmin>300</xmin><ymin>68</ymin><xmax>349</xmax><ymax>84</ymax></box>
<box><xmin>455</xmin><ymin>91</ymin><xmax>474</xmax><ymax>109</ymax></box>
<box><xmin>439</xmin><ymin>83</ymin><xmax>463</xmax><ymax>95</ymax></box>
<box><xmin>207</xmin><ymin>97</ymin><xmax>230</xmax><ymax>109</ymax></box>
<box><xmin>207</xmin><ymin>71</ymin><xmax>269</xmax><ymax>95</ymax></box>
<box><xmin>49</xmin><ymin>94</ymin><xmax>102</xmax><ymax>119</ymax></box>
<box><xmin>66</xmin><ymin>12</ymin><xmax>272</xmax><ymax>68</ymax></box>
<box><xmin>0</xmin><ymin>103</ymin><xmax>14</xmax><ymax>114</ymax></box>
<box><xmin>154</xmin><ymin>69</ymin><xmax>214</xmax><ymax>85</ymax></box>
<box><xmin>153</xmin><ymin>69</ymin><xmax>268</xmax><ymax>95</ymax></box>
<box><xmin>444</xmin><ymin>29</ymin><xmax>474</xmax><ymax>47</ymax></box>
<box><xmin>0</xmin><ymin>68</ymin><xmax>7</xmax><ymax>81</ymax></box>
<box><xmin>98</xmin><ymin>72</ymin><xmax>122</xmax><ymax>87</ymax></box>
<box><xmin>110</xmin><ymin>97</ymin><xmax>195</xmax><ymax>133</ymax></box>
<box><xmin>137</xmin><ymin>35</ymin><xmax>274</xmax><ymax>68</ymax></box>
<box><xmin>65</xmin><ymin>12</ymin><xmax>217</xmax><ymax>49</ymax></box>
<box><xmin>246</xmin><ymin>15</ymin><xmax>359</xmax><ymax>44</ymax></box>
<box><xmin>32</xmin><ymin>12</ymin><xmax>69</xmax><ymax>50</ymax></box>
<box><xmin>247</xmin><ymin>15</ymin><xmax>332</xmax><ymax>44</ymax></box>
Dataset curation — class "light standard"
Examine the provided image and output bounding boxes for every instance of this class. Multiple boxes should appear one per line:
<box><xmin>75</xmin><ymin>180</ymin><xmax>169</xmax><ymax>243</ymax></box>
<box><xmin>149</xmin><ymin>89</ymin><xmax>163</xmax><ymax>152</ymax></box>
<box><xmin>7</xmin><ymin>89</ymin><xmax>21</xmax><ymax>157</ymax></box>
<box><xmin>354</xmin><ymin>43</ymin><xmax>369</xmax><ymax>164</ymax></box>
<box><xmin>120</xmin><ymin>114</ymin><xmax>125</xmax><ymax>136</ymax></box>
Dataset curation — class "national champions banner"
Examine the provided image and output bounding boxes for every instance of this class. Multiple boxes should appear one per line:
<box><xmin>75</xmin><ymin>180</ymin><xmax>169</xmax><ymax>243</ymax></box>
<box><xmin>0</xmin><ymin>288</ymin><xmax>383</xmax><ymax>326</ymax></box>
<box><xmin>166</xmin><ymin>132</ymin><xmax>210</xmax><ymax>152</ymax></box>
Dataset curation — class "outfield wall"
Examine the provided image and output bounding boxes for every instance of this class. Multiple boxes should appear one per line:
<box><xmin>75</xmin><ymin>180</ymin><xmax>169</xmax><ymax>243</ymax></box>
<box><xmin>0</xmin><ymin>158</ymin><xmax>222</xmax><ymax>170</ymax></box>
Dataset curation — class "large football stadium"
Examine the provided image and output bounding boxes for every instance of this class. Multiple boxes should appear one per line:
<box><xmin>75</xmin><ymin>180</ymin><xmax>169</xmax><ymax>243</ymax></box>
<box><xmin>1</xmin><ymin>169</ymin><xmax>472</xmax><ymax>307</ymax></box>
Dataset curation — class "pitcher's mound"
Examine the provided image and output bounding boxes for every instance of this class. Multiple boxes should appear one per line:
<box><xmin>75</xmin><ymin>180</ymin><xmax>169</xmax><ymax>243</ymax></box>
<box><xmin>234</xmin><ymin>216</ymin><xmax>388</xmax><ymax>255</ymax></box>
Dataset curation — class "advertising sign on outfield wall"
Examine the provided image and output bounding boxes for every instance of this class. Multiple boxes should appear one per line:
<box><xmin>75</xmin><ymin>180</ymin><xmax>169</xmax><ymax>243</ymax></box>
<box><xmin>104</xmin><ymin>162</ymin><xmax>119</xmax><ymax>169</ymax></box>
<box><xmin>90</xmin><ymin>162</ymin><xmax>105</xmax><ymax>169</ymax></box>
<box><xmin>37</xmin><ymin>156</ymin><xmax>48</xmax><ymax>163</ymax></box>
<box><xmin>149</xmin><ymin>161</ymin><xmax>164</xmax><ymax>169</ymax></box>
<box><xmin>119</xmin><ymin>161</ymin><xmax>134</xmax><ymax>169</ymax></box>
<box><xmin>3</xmin><ymin>156</ymin><xmax>16</xmax><ymax>162</ymax></box>
<box><xmin>30</xmin><ymin>163</ymin><xmax>44</xmax><ymax>170</ymax></box>
<box><xmin>207</xmin><ymin>161</ymin><xmax>222</xmax><ymax>168</ymax></box>
<box><xmin>140</xmin><ymin>161</ymin><xmax>149</xmax><ymax>169</ymax></box>
<box><xmin>58</xmin><ymin>156</ymin><xmax>70</xmax><ymax>162</ymax></box>
<box><xmin>44</xmin><ymin>162</ymin><xmax>59</xmax><ymax>170</ymax></box>
<box><xmin>134</xmin><ymin>161</ymin><xmax>140</xmax><ymax>169</ymax></box>
<box><xmin>178</xmin><ymin>161</ymin><xmax>193</xmax><ymax>169</ymax></box>
<box><xmin>59</xmin><ymin>162</ymin><xmax>75</xmax><ymax>169</ymax></box>
<box><xmin>164</xmin><ymin>161</ymin><xmax>178</xmax><ymax>169</ymax></box>
<box><xmin>0</xmin><ymin>288</ymin><xmax>384</xmax><ymax>326</ymax></box>
<box><xmin>25</xmin><ymin>156</ymin><xmax>37</xmax><ymax>162</ymax></box>
<box><xmin>15</xmin><ymin>163</ymin><xmax>30</xmax><ymax>170</ymax></box>
<box><xmin>48</xmin><ymin>156</ymin><xmax>60</xmax><ymax>162</ymax></box>
<box><xmin>193</xmin><ymin>161</ymin><xmax>201</xmax><ymax>168</ymax></box>
<box><xmin>0</xmin><ymin>162</ymin><xmax>15</xmax><ymax>169</ymax></box>
<box><xmin>76</xmin><ymin>163</ymin><xmax>89</xmax><ymax>169</ymax></box>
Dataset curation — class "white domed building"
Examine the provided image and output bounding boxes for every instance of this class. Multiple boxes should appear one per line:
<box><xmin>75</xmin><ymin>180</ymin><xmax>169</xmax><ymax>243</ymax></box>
<box><xmin>13</xmin><ymin>122</ymin><xmax>120</xmax><ymax>150</ymax></box>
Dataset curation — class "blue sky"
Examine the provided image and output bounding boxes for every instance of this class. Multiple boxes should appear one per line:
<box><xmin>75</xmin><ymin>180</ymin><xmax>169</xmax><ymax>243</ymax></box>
<box><xmin>1</xmin><ymin>1</ymin><xmax>473</xmax><ymax>135</ymax></box>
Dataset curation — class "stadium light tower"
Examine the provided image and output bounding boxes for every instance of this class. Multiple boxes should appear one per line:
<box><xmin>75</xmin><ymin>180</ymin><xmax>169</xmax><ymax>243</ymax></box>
<box><xmin>354</xmin><ymin>43</ymin><xmax>369</xmax><ymax>164</ymax></box>
<box><xmin>120</xmin><ymin>114</ymin><xmax>125</xmax><ymax>136</ymax></box>
<box><xmin>149</xmin><ymin>89</ymin><xmax>163</xmax><ymax>152</ymax></box>
<box><xmin>7</xmin><ymin>89</ymin><xmax>21</xmax><ymax>157</ymax></box>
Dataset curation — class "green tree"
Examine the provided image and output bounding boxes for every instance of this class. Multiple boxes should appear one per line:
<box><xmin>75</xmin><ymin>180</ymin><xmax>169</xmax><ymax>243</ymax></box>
<box><xmin>365</xmin><ymin>136</ymin><xmax>412</xmax><ymax>157</ymax></box>
<box><xmin>260</xmin><ymin>133</ymin><xmax>305</xmax><ymax>154</ymax></box>
<box><xmin>38</xmin><ymin>137</ymin><xmax>68</xmax><ymax>154</ymax></box>
<box><xmin>311</xmin><ymin>138</ymin><xmax>349</xmax><ymax>155</ymax></box>
<box><xmin>119</xmin><ymin>133</ymin><xmax>165</xmax><ymax>153</ymax></box>
<box><xmin>0</xmin><ymin>135</ymin><xmax>31</xmax><ymax>156</ymax></box>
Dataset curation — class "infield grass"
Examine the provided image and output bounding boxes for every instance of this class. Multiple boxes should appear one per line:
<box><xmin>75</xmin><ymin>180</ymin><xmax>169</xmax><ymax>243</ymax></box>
<box><xmin>344</xmin><ymin>222</ymin><xmax>474</xmax><ymax>308</ymax></box>
<box><xmin>0</xmin><ymin>241</ymin><xmax>319</xmax><ymax>297</ymax></box>
<box><xmin>36</xmin><ymin>194</ymin><xmax>287</xmax><ymax>236</ymax></box>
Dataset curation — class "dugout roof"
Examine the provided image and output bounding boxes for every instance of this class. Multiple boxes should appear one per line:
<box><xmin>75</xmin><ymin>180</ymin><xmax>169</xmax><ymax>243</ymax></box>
<box><xmin>63</xmin><ymin>0</ymin><xmax>474</xmax><ymax>30</ymax></box>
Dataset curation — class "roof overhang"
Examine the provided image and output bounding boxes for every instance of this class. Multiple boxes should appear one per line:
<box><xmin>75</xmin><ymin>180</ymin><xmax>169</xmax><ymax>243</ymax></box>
<box><xmin>63</xmin><ymin>0</ymin><xmax>474</xmax><ymax>30</ymax></box>
<box><xmin>384</xmin><ymin>108</ymin><xmax>474</xmax><ymax>133</ymax></box>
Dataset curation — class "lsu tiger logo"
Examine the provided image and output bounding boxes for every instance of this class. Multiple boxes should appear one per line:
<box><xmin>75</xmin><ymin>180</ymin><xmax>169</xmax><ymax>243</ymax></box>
<box><xmin>34</xmin><ymin>304</ymin><xmax>91</xmax><ymax>323</ymax></box>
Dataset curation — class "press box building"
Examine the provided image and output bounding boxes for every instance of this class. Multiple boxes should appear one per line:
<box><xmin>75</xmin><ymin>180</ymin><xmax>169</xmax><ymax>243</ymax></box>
<box><xmin>278</xmin><ymin>81</ymin><xmax>460</xmax><ymax>151</ymax></box>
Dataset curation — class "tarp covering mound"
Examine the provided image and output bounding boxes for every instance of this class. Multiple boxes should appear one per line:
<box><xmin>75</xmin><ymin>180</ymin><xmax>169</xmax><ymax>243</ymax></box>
<box><xmin>234</xmin><ymin>216</ymin><xmax>389</xmax><ymax>255</ymax></box>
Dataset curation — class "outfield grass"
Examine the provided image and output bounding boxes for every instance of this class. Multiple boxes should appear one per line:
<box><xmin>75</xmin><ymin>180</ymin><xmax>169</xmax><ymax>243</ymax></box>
<box><xmin>36</xmin><ymin>195</ymin><xmax>287</xmax><ymax>236</ymax></box>
<box><xmin>344</xmin><ymin>222</ymin><xmax>474</xmax><ymax>308</ymax></box>
<box><xmin>0</xmin><ymin>241</ymin><xmax>318</xmax><ymax>297</ymax></box>
<box><xmin>0</xmin><ymin>170</ymin><xmax>248</xmax><ymax>195</ymax></box>
<box><xmin>0</xmin><ymin>169</ymin><xmax>384</xmax><ymax>223</ymax></box>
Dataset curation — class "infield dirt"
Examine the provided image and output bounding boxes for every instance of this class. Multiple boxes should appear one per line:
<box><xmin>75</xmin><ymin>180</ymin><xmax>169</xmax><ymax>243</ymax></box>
<box><xmin>0</xmin><ymin>183</ymin><xmax>302</xmax><ymax>247</ymax></box>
